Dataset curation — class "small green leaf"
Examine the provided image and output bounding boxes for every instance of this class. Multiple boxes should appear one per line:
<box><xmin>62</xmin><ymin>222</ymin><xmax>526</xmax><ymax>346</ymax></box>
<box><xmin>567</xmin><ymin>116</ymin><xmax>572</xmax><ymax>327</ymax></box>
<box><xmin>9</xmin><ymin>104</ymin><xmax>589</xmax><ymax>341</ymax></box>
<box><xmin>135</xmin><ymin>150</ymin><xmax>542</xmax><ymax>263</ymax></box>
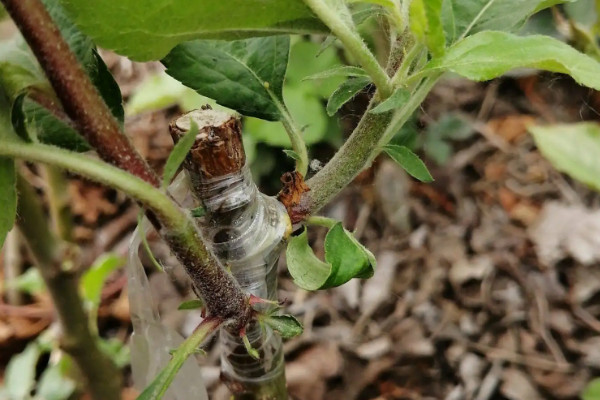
<box><xmin>582</xmin><ymin>378</ymin><xmax>600</xmax><ymax>400</ymax></box>
<box><xmin>263</xmin><ymin>315</ymin><xmax>303</xmax><ymax>339</ymax></box>
<box><xmin>37</xmin><ymin>364</ymin><xmax>77</xmax><ymax>400</ymax></box>
<box><xmin>0</xmin><ymin>158</ymin><xmax>16</xmax><ymax>249</ymax></box>
<box><xmin>383</xmin><ymin>145</ymin><xmax>433</xmax><ymax>182</ymax></box>
<box><xmin>4</xmin><ymin>342</ymin><xmax>41</xmax><ymax>400</ymax></box>
<box><xmin>97</xmin><ymin>337</ymin><xmax>130</xmax><ymax>368</ymax></box>
<box><xmin>529</xmin><ymin>123</ymin><xmax>600</xmax><ymax>192</ymax></box>
<box><xmin>190</xmin><ymin>206</ymin><xmax>206</xmax><ymax>218</ymax></box>
<box><xmin>425</xmin><ymin>31</ymin><xmax>600</xmax><ymax>90</ymax></box>
<box><xmin>326</xmin><ymin>77</ymin><xmax>371</xmax><ymax>116</ymax></box>
<box><xmin>163</xmin><ymin>37</ymin><xmax>289</xmax><ymax>121</ymax></box>
<box><xmin>286</xmin><ymin>223</ymin><xmax>376</xmax><ymax>291</ymax></box>
<box><xmin>6</xmin><ymin>267</ymin><xmax>45</xmax><ymax>295</ymax></box>
<box><xmin>163</xmin><ymin>120</ymin><xmax>198</xmax><ymax>189</ymax></box>
<box><xmin>80</xmin><ymin>254</ymin><xmax>124</xmax><ymax>310</ymax></box>
<box><xmin>303</xmin><ymin>66</ymin><xmax>368</xmax><ymax>81</ymax></box>
<box><xmin>410</xmin><ymin>0</ymin><xmax>445</xmax><ymax>56</ymax></box>
<box><xmin>19</xmin><ymin>96</ymin><xmax>91</xmax><ymax>151</ymax></box>
<box><xmin>283</xmin><ymin>149</ymin><xmax>301</xmax><ymax>161</ymax></box>
<box><xmin>137</xmin><ymin>211</ymin><xmax>164</xmax><ymax>272</ymax></box>
<box><xmin>178</xmin><ymin>299</ymin><xmax>204</xmax><ymax>311</ymax></box>
<box><xmin>242</xmin><ymin>334</ymin><xmax>260</xmax><ymax>360</ymax></box>
<box><xmin>370</xmin><ymin>88</ymin><xmax>410</xmax><ymax>114</ymax></box>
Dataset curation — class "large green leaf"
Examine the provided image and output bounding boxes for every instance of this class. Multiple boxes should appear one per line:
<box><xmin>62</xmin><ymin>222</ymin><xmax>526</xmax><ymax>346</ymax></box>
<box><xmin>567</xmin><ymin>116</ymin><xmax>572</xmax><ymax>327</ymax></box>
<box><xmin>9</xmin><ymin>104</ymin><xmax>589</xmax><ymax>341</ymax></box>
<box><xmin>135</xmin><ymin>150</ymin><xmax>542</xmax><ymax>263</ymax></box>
<box><xmin>529</xmin><ymin>123</ymin><xmax>600</xmax><ymax>192</ymax></box>
<box><xmin>163</xmin><ymin>36</ymin><xmax>289</xmax><ymax>121</ymax></box>
<box><xmin>286</xmin><ymin>223</ymin><xmax>375</xmax><ymax>291</ymax></box>
<box><xmin>441</xmin><ymin>0</ymin><xmax>573</xmax><ymax>43</ymax></box>
<box><xmin>424</xmin><ymin>31</ymin><xmax>600</xmax><ymax>90</ymax></box>
<box><xmin>59</xmin><ymin>0</ymin><xmax>324</xmax><ymax>61</ymax></box>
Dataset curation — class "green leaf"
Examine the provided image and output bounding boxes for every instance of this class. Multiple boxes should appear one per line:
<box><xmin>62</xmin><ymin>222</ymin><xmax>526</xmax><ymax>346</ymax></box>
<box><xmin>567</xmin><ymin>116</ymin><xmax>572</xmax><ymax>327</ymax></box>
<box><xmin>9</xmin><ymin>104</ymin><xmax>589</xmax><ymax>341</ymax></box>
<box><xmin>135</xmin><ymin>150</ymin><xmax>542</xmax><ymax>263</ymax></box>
<box><xmin>303</xmin><ymin>66</ymin><xmax>368</xmax><ymax>81</ymax></box>
<box><xmin>6</xmin><ymin>267</ymin><xmax>45</xmax><ymax>295</ymax></box>
<box><xmin>97</xmin><ymin>337</ymin><xmax>130</xmax><ymax>369</ymax></box>
<box><xmin>370</xmin><ymin>88</ymin><xmax>410</xmax><ymax>114</ymax></box>
<box><xmin>410</xmin><ymin>0</ymin><xmax>445</xmax><ymax>57</ymax></box>
<box><xmin>20</xmin><ymin>96</ymin><xmax>91</xmax><ymax>151</ymax></box>
<box><xmin>326</xmin><ymin>77</ymin><xmax>371</xmax><ymax>116</ymax></box>
<box><xmin>0</xmin><ymin>37</ymin><xmax>49</xmax><ymax>100</ymax></box>
<box><xmin>441</xmin><ymin>0</ymin><xmax>572</xmax><ymax>43</ymax></box>
<box><xmin>286</xmin><ymin>223</ymin><xmax>376</xmax><ymax>291</ymax></box>
<box><xmin>245</xmin><ymin>84</ymin><xmax>329</xmax><ymax>147</ymax></box>
<box><xmin>347</xmin><ymin>0</ymin><xmax>397</xmax><ymax>8</ymax></box>
<box><xmin>5</xmin><ymin>342</ymin><xmax>41</xmax><ymax>400</ymax></box>
<box><xmin>283</xmin><ymin>149</ymin><xmax>301</xmax><ymax>161</ymax></box>
<box><xmin>262</xmin><ymin>315</ymin><xmax>303</xmax><ymax>339</ymax></box>
<box><xmin>178</xmin><ymin>299</ymin><xmax>205</xmax><ymax>311</ymax></box>
<box><xmin>529</xmin><ymin>123</ymin><xmax>600</xmax><ymax>192</ymax></box>
<box><xmin>425</xmin><ymin>31</ymin><xmax>600</xmax><ymax>90</ymax></box>
<box><xmin>242</xmin><ymin>333</ymin><xmax>260</xmax><ymax>360</ymax></box>
<box><xmin>0</xmin><ymin>158</ymin><xmax>16</xmax><ymax>249</ymax></box>
<box><xmin>80</xmin><ymin>254</ymin><xmax>124</xmax><ymax>313</ymax></box>
<box><xmin>383</xmin><ymin>145</ymin><xmax>433</xmax><ymax>182</ymax></box>
<box><xmin>190</xmin><ymin>206</ymin><xmax>207</xmax><ymax>218</ymax></box>
<box><xmin>583</xmin><ymin>378</ymin><xmax>600</xmax><ymax>400</ymax></box>
<box><xmin>163</xmin><ymin>36</ymin><xmax>289</xmax><ymax>121</ymax></box>
<box><xmin>59</xmin><ymin>0</ymin><xmax>325</xmax><ymax>61</ymax></box>
<box><xmin>163</xmin><ymin>120</ymin><xmax>198</xmax><ymax>189</ymax></box>
<box><xmin>36</xmin><ymin>364</ymin><xmax>77</xmax><ymax>400</ymax></box>
<box><xmin>125</xmin><ymin>72</ymin><xmax>224</xmax><ymax>116</ymax></box>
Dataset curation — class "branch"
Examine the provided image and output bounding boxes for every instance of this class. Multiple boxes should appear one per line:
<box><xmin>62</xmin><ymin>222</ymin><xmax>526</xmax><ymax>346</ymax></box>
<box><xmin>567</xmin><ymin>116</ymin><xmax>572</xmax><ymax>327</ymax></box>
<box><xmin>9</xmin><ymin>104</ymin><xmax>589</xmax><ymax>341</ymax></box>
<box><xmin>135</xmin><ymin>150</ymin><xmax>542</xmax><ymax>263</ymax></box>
<box><xmin>302</xmin><ymin>0</ymin><xmax>393</xmax><ymax>98</ymax></box>
<box><xmin>15</xmin><ymin>173</ymin><xmax>122</xmax><ymax>400</ymax></box>
<box><xmin>303</xmin><ymin>75</ymin><xmax>442</xmax><ymax>216</ymax></box>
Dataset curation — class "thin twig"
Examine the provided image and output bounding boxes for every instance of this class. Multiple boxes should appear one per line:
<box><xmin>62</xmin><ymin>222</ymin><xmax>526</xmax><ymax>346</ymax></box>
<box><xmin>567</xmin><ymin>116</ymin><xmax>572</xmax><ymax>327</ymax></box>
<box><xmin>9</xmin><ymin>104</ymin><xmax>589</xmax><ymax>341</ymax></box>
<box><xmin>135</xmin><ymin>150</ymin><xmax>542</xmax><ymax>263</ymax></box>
<box><xmin>16</xmin><ymin>173</ymin><xmax>123</xmax><ymax>400</ymax></box>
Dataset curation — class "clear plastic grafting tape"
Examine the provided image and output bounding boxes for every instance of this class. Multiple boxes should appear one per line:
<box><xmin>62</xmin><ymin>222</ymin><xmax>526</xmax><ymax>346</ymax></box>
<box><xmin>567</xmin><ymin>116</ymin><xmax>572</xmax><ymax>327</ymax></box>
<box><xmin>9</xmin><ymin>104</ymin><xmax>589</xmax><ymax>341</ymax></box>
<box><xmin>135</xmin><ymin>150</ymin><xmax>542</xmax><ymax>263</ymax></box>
<box><xmin>193</xmin><ymin>164</ymin><xmax>289</xmax><ymax>394</ymax></box>
<box><xmin>127</xmin><ymin>174</ymin><xmax>209</xmax><ymax>400</ymax></box>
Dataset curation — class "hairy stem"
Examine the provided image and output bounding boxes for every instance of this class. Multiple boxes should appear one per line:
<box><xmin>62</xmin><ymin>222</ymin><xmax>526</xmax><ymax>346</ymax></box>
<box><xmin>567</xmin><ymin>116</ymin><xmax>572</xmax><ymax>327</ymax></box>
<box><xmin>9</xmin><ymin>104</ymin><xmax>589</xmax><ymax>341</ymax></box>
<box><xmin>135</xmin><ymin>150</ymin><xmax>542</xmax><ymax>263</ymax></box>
<box><xmin>302</xmin><ymin>0</ymin><xmax>393</xmax><ymax>98</ymax></box>
<box><xmin>15</xmin><ymin>173</ymin><xmax>122</xmax><ymax>400</ymax></box>
<box><xmin>2</xmin><ymin>0</ymin><xmax>250</xmax><ymax>324</ymax></box>
<box><xmin>305</xmin><ymin>74</ymin><xmax>441</xmax><ymax>214</ymax></box>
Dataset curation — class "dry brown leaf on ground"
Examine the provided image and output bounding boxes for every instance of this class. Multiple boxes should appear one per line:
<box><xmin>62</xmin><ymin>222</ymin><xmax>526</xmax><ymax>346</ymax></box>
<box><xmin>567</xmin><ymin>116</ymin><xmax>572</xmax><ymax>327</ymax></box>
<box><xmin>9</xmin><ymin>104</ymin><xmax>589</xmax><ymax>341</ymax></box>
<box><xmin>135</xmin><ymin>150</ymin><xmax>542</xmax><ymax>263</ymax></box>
<box><xmin>529</xmin><ymin>202</ymin><xmax>600</xmax><ymax>266</ymax></box>
<box><xmin>286</xmin><ymin>342</ymin><xmax>343</xmax><ymax>400</ymax></box>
